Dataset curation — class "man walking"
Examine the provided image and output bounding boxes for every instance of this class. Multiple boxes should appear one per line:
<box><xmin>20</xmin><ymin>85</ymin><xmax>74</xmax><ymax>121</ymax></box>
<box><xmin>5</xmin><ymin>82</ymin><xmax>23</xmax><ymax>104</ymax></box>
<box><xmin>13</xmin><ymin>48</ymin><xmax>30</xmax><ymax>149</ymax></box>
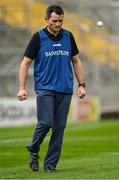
<box><xmin>17</xmin><ymin>5</ymin><xmax>86</xmax><ymax>172</ymax></box>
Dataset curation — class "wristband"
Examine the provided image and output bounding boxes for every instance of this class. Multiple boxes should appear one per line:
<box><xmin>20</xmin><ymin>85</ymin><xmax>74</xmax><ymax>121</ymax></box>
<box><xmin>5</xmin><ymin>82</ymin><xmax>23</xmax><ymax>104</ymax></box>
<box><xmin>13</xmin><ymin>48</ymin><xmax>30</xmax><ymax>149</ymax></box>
<box><xmin>79</xmin><ymin>83</ymin><xmax>86</xmax><ymax>88</ymax></box>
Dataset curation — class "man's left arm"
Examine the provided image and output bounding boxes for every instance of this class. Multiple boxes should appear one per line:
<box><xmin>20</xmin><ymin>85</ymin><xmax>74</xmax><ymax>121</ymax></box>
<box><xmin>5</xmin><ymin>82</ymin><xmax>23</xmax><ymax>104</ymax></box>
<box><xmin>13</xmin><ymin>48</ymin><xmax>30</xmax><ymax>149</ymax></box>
<box><xmin>72</xmin><ymin>54</ymin><xmax>86</xmax><ymax>99</ymax></box>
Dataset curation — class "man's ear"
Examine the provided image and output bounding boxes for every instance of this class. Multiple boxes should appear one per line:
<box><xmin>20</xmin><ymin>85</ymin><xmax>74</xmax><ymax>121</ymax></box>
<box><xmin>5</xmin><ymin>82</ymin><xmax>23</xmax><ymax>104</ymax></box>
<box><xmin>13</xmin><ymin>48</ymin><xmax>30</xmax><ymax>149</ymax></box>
<box><xmin>45</xmin><ymin>16</ymin><xmax>48</xmax><ymax>21</ymax></box>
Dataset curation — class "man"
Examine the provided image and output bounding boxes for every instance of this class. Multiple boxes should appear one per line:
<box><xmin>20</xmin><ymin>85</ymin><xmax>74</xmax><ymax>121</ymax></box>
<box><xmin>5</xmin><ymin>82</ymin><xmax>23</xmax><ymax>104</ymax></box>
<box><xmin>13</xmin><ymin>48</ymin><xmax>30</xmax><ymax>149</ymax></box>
<box><xmin>17</xmin><ymin>5</ymin><xmax>86</xmax><ymax>172</ymax></box>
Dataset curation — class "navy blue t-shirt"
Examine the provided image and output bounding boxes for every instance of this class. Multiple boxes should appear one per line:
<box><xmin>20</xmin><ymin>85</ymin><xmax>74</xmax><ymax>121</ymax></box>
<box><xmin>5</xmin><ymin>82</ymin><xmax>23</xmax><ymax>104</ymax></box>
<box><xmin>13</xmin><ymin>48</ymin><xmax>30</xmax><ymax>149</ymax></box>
<box><xmin>24</xmin><ymin>28</ymin><xmax>79</xmax><ymax>60</ymax></box>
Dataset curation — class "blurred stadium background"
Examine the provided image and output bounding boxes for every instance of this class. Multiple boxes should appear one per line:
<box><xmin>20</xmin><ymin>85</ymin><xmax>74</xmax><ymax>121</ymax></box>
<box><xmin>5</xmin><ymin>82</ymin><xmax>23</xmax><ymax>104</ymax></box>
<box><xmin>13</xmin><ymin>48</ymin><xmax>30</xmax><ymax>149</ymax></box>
<box><xmin>0</xmin><ymin>0</ymin><xmax>119</xmax><ymax>126</ymax></box>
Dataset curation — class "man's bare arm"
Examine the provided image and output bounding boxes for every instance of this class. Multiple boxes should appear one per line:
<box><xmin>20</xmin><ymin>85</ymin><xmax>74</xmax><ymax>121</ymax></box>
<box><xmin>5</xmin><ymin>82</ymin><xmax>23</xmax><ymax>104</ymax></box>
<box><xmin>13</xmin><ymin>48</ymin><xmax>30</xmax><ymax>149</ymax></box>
<box><xmin>72</xmin><ymin>54</ymin><xmax>86</xmax><ymax>98</ymax></box>
<box><xmin>17</xmin><ymin>56</ymin><xmax>32</xmax><ymax>101</ymax></box>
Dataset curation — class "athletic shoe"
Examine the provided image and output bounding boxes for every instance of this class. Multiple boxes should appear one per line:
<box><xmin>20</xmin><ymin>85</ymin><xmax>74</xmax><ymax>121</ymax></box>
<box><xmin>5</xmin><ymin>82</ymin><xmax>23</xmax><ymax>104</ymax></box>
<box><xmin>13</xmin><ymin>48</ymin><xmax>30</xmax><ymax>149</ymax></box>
<box><xmin>29</xmin><ymin>152</ymin><xmax>39</xmax><ymax>171</ymax></box>
<box><xmin>44</xmin><ymin>166</ymin><xmax>56</xmax><ymax>172</ymax></box>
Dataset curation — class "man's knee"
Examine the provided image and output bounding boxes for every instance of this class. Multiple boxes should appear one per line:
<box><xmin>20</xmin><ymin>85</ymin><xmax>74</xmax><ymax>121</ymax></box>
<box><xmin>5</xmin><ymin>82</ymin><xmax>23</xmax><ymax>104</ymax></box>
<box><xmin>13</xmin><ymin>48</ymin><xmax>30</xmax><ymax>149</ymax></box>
<box><xmin>52</xmin><ymin>124</ymin><xmax>66</xmax><ymax>133</ymax></box>
<box><xmin>37</xmin><ymin>121</ymin><xmax>51</xmax><ymax>129</ymax></box>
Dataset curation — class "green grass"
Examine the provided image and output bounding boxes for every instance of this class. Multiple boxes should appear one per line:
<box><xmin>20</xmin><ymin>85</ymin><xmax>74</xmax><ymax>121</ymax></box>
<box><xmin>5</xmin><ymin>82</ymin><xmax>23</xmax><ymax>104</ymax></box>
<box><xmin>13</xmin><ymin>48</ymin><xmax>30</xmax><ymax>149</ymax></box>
<box><xmin>0</xmin><ymin>120</ymin><xmax>119</xmax><ymax>179</ymax></box>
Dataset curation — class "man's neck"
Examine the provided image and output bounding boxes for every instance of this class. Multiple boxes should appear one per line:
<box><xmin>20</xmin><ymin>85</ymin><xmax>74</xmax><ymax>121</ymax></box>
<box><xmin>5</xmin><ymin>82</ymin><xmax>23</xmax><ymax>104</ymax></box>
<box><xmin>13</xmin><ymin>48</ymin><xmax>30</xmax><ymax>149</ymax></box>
<box><xmin>47</xmin><ymin>27</ymin><xmax>60</xmax><ymax>37</ymax></box>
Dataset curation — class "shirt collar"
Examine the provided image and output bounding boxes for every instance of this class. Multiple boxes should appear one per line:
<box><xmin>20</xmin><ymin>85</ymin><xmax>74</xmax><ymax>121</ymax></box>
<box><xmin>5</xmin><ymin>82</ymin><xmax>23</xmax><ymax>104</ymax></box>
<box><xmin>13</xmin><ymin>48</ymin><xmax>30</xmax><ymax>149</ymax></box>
<box><xmin>44</xmin><ymin>27</ymin><xmax>63</xmax><ymax>38</ymax></box>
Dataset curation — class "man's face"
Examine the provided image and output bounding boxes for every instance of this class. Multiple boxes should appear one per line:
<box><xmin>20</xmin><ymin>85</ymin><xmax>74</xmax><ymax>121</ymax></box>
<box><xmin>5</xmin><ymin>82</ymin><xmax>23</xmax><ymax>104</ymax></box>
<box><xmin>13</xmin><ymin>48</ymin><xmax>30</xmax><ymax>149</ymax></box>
<box><xmin>45</xmin><ymin>12</ymin><xmax>64</xmax><ymax>34</ymax></box>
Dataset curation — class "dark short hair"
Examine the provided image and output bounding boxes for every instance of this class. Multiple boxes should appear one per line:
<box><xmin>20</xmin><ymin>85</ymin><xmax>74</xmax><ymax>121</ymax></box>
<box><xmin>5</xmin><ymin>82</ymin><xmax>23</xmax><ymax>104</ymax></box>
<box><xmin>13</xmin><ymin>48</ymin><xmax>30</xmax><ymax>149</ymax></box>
<box><xmin>46</xmin><ymin>5</ymin><xmax>64</xmax><ymax>18</ymax></box>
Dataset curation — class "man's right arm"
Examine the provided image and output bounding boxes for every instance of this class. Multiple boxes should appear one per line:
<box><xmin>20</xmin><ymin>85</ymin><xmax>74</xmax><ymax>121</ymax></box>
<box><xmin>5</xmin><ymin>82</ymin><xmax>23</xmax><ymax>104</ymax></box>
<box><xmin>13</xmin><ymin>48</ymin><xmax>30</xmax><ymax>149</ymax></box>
<box><xmin>17</xmin><ymin>32</ymin><xmax>40</xmax><ymax>101</ymax></box>
<box><xmin>17</xmin><ymin>56</ymin><xmax>32</xmax><ymax>101</ymax></box>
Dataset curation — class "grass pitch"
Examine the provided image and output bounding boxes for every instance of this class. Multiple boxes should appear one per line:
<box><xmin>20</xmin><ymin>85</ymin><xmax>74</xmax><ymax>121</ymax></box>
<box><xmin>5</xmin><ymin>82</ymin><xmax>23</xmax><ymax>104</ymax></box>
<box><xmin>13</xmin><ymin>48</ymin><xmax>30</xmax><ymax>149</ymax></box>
<box><xmin>0</xmin><ymin>120</ymin><xmax>119</xmax><ymax>179</ymax></box>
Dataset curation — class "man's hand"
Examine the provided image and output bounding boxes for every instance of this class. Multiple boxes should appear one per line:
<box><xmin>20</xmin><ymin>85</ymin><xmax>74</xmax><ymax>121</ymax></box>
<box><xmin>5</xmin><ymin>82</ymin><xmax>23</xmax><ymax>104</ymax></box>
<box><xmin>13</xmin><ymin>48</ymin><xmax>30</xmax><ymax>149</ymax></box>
<box><xmin>17</xmin><ymin>89</ymin><xmax>28</xmax><ymax>101</ymax></box>
<box><xmin>77</xmin><ymin>86</ymin><xmax>86</xmax><ymax>99</ymax></box>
